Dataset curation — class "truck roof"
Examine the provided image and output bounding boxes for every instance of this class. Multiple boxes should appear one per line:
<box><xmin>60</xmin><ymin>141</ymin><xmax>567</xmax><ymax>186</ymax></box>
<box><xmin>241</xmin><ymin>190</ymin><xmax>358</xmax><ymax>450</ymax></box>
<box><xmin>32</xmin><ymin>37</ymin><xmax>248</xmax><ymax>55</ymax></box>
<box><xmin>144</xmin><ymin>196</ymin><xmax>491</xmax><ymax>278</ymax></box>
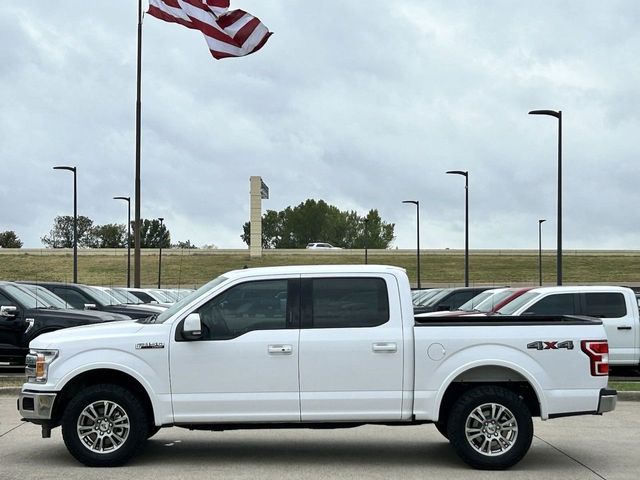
<box><xmin>527</xmin><ymin>285</ymin><xmax>633</xmax><ymax>294</ymax></box>
<box><xmin>223</xmin><ymin>264</ymin><xmax>407</xmax><ymax>279</ymax></box>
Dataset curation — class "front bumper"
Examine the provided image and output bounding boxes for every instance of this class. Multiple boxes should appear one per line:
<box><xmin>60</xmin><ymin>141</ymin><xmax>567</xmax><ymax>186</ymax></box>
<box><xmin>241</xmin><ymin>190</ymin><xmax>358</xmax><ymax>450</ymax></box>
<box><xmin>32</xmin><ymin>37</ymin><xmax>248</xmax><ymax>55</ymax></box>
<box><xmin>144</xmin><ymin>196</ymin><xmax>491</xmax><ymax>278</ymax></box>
<box><xmin>597</xmin><ymin>388</ymin><xmax>617</xmax><ymax>414</ymax></box>
<box><xmin>18</xmin><ymin>390</ymin><xmax>57</xmax><ymax>421</ymax></box>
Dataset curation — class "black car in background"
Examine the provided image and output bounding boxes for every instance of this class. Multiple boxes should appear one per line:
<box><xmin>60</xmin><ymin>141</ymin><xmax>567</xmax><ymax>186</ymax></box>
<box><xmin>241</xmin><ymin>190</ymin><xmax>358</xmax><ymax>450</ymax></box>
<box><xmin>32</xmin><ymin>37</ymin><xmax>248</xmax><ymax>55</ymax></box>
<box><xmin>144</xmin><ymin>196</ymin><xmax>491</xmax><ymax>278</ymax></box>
<box><xmin>19</xmin><ymin>282</ymin><xmax>165</xmax><ymax>319</ymax></box>
<box><xmin>19</xmin><ymin>282</ymin><xmax>164</xmax><ymax>320</ymax></box>
<box><xmin>413</xmin><ymin>287</ymin><xmax>497</xmax><ymax>314</ymax></box>
<box><xmin>0</xmin><ymin>282</ymin><xmax>128</xmax><ymax>364</ymax></box>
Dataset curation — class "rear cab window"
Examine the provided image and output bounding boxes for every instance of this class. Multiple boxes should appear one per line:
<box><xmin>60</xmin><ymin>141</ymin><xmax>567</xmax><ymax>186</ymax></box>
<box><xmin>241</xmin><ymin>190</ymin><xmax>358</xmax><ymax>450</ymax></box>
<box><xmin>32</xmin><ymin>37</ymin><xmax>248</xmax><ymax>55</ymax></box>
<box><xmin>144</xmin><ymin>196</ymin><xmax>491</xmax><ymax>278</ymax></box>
<box><xmin>583</xmin><ymin>292</ymin><xmax>627</xmax><ymax>318</ymax></box>
<box><xmin>303</xmin><ymin>277</ymin><xmax>390</xmax><ymax>328</ymax></box>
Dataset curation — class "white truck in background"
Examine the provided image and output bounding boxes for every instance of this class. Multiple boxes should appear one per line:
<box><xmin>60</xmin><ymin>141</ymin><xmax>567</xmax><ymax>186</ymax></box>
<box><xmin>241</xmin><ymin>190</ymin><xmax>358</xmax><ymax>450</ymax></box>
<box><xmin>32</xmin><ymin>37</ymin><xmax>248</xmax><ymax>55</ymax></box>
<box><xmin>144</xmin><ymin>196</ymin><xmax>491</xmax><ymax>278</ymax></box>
<box><xmin>18</xmin><ymin>265</ymin><xmax>616</xmax><ymax>470</ymax></box>
<box><xmin>496</xmin><ymin>285</ymin><xmax>640</xmax><ymax>367</ymax></box>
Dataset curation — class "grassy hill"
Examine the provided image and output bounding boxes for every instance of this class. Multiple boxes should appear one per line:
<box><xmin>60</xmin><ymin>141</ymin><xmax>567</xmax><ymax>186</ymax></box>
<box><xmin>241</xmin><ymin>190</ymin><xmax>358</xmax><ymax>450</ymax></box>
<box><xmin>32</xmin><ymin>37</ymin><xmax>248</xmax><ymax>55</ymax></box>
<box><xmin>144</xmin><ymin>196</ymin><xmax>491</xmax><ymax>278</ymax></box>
<box><xmin>1</xmin><ymin>248</ymin><xmax>639</xmax><ymax>288</ymax></box>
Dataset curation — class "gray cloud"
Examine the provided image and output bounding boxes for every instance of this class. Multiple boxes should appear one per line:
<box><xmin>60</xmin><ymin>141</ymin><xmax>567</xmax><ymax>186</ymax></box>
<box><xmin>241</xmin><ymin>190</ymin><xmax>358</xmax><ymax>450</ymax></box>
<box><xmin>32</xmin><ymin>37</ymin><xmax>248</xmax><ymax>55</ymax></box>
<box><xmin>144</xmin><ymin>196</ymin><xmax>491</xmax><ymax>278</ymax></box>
<box><xmin>1</xmin><ymin>1</ymin><xmax>639</xmax><ymax>250</ymax></box>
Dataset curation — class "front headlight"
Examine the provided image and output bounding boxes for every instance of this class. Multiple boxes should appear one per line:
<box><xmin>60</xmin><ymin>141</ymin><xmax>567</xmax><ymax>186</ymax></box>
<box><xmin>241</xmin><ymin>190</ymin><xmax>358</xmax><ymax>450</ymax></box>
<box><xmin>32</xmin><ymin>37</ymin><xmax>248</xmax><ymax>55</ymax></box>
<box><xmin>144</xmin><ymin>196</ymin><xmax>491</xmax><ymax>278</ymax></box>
<box><xmin>25</xmin><ymin>349</ymin><xmax>58</xmax><ymax>384</ymax></box>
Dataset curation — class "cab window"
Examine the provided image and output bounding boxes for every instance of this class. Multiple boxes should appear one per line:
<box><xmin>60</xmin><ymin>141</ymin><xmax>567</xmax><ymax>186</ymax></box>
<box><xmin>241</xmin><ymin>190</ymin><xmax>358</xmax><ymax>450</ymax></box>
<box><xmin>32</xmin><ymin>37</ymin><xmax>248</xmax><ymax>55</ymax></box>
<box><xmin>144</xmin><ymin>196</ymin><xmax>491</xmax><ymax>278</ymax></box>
<box><xmin>196</xmin><ymin>280</ymin><xmax>289</xmax><ymax>340</ymax></box>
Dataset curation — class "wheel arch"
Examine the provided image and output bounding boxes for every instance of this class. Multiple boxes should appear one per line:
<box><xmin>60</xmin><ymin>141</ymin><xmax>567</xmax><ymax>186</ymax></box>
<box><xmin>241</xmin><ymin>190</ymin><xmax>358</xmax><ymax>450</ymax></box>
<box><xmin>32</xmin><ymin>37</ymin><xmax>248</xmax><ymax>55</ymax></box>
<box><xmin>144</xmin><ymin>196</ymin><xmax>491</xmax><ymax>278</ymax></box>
<box><xmin>51</xmin><ymin>368</ymin><xmax>156</xmax><ymax>428</ymax></box>
<box><xmin>435</xmin><ymin>363</ymin><xmax>545</xmax><ymax>424</ymax></box>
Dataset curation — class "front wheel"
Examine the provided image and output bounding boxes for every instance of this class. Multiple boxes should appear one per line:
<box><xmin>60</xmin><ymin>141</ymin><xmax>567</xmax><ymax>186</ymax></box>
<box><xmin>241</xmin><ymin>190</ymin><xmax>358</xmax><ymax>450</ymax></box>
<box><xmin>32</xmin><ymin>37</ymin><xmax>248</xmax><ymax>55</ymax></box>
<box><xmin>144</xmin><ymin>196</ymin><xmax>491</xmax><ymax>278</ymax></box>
<box><xmin>61</xmin><ymin>384</ymin><xmax>149</xmax><ymax>467</ymax></box>
<box><xmin>447</xmin><ymin>385</ymin><xmax>533</xmax><ymax>470</ymax></box>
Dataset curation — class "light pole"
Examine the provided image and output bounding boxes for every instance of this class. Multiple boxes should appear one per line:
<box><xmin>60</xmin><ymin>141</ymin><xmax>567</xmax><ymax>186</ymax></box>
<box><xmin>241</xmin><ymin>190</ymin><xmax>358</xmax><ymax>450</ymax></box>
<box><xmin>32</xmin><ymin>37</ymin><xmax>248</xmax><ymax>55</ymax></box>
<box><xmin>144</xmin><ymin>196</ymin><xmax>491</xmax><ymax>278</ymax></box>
<box><xmin>114</xmin><ymin>196</ymin><xmax>131</xmax><ymax>288</ymax></box>
<box><xmin>402</xmin><ymin>200</ymin><xmax>421</xmax><ymax>289</ymax></box>
<box><xmin>53</xmin><ymin>166</ymin><xmax>78</xmax><ymax>283</ymax></box>
<box><xmin>538</xmin><ymin>219</ymin><xmax>546</xmax><ymax>286</ymax></box>
<box><xmin>446</xmin><ymin>170</ymin><xmax>469</xmax><ymax>286</ymax></box>
<box><xmin>529</xmin><ymin>109</ymin><xmax>562</xmax><ymax>285</ymax></box>
<box><xmin>157</xmin><ymin>217</ymin><xmax>164</xmax><ymax>289</ymax></box>
<box><xmin>363</xmin><ymin>217</ymin><xmax>369</xmax><ymax>265</ymax></box>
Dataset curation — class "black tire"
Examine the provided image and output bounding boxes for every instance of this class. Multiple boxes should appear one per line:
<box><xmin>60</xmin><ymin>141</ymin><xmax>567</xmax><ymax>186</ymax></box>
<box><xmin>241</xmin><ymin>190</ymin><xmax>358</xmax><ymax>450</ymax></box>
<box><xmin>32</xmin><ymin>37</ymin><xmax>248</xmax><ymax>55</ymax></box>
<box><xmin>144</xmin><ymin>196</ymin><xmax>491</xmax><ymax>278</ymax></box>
<box><xmin>434</xmin><ymin>420</ymin><xmax>448</xmax><ymax>439</ymax></box>
<box><xmin>446</xmin><ymin>385</ymin><xmax>533</xmax><ymax>470</ymax></box>
<box><xmin>61</xmin><ymin>384</ymin><xmax>149</xmax><ymax>467</ymax></box>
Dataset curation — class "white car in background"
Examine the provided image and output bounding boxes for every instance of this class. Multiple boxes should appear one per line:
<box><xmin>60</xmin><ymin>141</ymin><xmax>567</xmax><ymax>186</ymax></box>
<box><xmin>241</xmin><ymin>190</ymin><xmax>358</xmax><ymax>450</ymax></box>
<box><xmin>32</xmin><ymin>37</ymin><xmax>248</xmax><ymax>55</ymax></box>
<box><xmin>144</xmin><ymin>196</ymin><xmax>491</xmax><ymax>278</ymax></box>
<box><xmin>306</xmin><ymin>242</ymin><xmax>342</xmax><ymax>249</ymax></box>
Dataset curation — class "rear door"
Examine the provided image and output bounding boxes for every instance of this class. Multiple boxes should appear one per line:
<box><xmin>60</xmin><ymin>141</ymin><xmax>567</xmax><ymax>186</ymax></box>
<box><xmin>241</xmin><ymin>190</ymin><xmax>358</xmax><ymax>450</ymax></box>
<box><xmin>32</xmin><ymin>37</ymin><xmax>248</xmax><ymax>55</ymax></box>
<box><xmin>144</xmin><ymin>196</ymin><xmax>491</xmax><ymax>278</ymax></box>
<box><xmin>580</xmin><ymin>292</ymin><xmax>636</xmax><ymax>365</ymax></box>
<box><xmin>298</xmin><ymin>274</ymin><xmax>404</xmax><ymax>421</ymax></box>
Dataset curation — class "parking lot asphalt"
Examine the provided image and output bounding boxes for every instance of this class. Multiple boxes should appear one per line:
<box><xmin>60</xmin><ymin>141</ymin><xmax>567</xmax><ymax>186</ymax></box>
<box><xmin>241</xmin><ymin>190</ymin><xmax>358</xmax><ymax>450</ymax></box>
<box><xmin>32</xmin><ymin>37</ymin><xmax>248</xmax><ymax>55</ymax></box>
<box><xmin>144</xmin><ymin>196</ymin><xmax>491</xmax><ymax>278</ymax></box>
<box><xmin>0</xmin><ymin>398</ymin><xmax>638</xmax><ymax>480</ymax></box>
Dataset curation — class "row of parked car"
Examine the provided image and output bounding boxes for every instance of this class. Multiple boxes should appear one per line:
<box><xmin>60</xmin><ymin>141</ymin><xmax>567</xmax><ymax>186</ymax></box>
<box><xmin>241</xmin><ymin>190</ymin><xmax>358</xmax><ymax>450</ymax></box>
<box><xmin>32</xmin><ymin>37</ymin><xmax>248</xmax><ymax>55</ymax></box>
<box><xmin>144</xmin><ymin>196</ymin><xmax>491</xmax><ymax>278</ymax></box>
<box><xmin>412</xmin><ymin>285</ymin><xmax>640</xmax><ymax>368</ymax></box>
<box><xmin>0</xmin><ymin>281</ymin><xmax>193</xmax><ymax>364</ymax></box>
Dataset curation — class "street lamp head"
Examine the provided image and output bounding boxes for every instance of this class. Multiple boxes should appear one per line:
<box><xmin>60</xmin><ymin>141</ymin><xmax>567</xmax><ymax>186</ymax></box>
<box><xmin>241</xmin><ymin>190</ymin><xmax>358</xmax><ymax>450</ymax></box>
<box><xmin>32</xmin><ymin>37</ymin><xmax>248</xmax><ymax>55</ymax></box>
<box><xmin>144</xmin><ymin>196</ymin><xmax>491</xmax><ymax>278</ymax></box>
<box><xmin>53</xmin><ymin>165</ymin><xmax>76</xmax><ymax>173</ymax></box>
<box><xmin>158</xmin><ymin>217</ymin><xmax>164</xmax><ymax>223</ymax></box>
<box><xmin>113</xmin><ymin>196</ymin><xmax>130</xmax><ymax>202</ymax></box>
<box><xmin>528</xmin><ymin>109</ymin><xmax>561</xmax><ymax>119</ymax></box>
<box><xmin>446</xmin><ymin>170</ymin><xmax>468</xmax><ymax>177</ymax></box>
<box><xmin>539</xmin><ymin>219</ymin><xmax>547</xmax><ymax>224</ymax></box>
<box><xmin>402</xmin><ymin>200</ymin><xmax>418</xmax><ymax>206</ymax></box>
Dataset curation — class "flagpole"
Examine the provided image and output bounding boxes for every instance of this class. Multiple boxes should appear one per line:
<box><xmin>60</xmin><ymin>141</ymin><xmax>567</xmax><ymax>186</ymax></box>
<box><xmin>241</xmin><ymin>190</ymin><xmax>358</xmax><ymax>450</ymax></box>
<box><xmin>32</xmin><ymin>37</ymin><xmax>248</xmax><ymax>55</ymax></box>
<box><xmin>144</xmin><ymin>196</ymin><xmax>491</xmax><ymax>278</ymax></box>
<box><xmin>134</xmin><ymin>0</ymin><xmax>143</xmax><ymax>288</ymax></box>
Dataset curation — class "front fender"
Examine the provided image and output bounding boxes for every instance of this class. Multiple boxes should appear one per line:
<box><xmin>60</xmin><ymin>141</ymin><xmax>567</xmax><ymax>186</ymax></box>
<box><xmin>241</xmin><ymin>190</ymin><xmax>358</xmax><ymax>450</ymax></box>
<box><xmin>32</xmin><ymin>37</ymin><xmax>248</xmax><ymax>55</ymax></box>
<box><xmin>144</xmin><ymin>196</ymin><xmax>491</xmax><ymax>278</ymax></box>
<box><xmin>50</xmin><ymin>348</ymin><xmax>172</xmax><ymax>425</ymax></box>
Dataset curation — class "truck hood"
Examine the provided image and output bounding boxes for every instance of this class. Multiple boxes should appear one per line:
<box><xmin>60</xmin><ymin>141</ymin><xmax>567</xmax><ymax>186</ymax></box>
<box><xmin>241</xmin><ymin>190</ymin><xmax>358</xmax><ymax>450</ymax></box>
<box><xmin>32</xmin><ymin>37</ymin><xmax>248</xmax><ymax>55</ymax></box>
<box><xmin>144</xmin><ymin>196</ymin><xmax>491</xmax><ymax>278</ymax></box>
<box><xmin>30</xmin><ymin>319</ymin><xmax>146</xmax><ymax>350</ymax></box>
<box><xmin>26</xmin><ymin>307</ymin><xmax>128</xmax><ymax>323</ymax></box>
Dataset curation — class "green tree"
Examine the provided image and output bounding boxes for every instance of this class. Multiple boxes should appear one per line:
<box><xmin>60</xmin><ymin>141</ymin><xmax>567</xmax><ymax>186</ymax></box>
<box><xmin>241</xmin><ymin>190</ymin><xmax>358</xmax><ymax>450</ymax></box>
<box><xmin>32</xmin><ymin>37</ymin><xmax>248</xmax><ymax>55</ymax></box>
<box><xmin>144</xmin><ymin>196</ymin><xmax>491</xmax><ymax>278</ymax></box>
<box><xmin>91</xmin><ymin>223</ymin><xmax>127</xmax><ymax>248</ymax></box>
<box><xmin>41</xmin><ymin>215</ymin><xmax>95</xmax><ymax>248</ymax></box>
<box><xmin>133</xmin><ymin>219</ymin><xmax>171</xmax><ymax>248</ymax></box>
<box><xmin>241</xmin><ymin>199</ymin><xmax>395</xmax><ymax>249</ymax></box>
<box><xmin>173</xmin><ymin>240</ymin><xmax>198</xmax><ymax>249</ymax></box>
<box><xmin>0</xmin><ymin>230</ymin><xmax>23</xmax><ymax>248</ymax></box>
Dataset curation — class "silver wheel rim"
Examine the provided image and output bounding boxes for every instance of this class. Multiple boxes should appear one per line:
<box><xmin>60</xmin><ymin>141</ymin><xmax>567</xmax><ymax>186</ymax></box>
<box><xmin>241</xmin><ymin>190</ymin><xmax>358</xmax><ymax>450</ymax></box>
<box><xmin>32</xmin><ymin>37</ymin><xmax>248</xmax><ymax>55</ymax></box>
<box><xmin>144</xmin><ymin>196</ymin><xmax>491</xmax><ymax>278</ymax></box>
<box><xmin>76</xmin><ymin>400</ymin><xmax>130</xmax><ymax>454</ymax></box>
<box><xmin>464</xmin><ymin>402</ymin><xmax>518</xmax><ymax>456</ymax></box>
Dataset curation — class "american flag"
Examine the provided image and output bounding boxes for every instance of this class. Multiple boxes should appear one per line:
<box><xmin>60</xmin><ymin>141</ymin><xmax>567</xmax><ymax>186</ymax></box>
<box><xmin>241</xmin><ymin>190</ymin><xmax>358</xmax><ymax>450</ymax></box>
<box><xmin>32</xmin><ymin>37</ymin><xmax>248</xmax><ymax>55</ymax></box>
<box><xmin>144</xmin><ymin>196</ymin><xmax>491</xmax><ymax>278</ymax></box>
<box><xmin>148</xmin><ymin>0</ymin><xmax>272</xmax><ymax>60</ymax></box>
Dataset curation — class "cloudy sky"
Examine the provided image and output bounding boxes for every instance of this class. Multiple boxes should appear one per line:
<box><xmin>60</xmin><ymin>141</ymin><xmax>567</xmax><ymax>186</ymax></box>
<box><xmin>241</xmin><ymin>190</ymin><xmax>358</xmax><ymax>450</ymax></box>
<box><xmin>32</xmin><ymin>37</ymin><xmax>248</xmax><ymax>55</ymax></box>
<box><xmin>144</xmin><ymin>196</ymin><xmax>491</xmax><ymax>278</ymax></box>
<box><xmin>1</xmin><ymin>1</ymin><xmax>639</xmax><ymax>249</ymax></box>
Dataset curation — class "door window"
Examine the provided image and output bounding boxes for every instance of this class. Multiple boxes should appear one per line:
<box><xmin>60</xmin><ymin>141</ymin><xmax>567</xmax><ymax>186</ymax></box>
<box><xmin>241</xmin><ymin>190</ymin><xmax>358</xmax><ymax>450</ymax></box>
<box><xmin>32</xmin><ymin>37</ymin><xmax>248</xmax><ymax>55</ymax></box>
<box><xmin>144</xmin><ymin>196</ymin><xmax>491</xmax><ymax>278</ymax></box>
<box><xmin>524</xmin><ymin>293</ymin><xmax>577</xmax><ymax>315</ymax></box>
<box><xmin>305</xmin><ymin>277</ymin><xmax>389</xmax><ymax>328</ymax></box>
<box><xmin>583</xmin><ymin>293</ymin><xmax>627</xmax><ymax>318</ymax></box>
<box><xmin>51</xmin><ymin>288</ymin><xmax>91</xmax><ymax>310</ymax></box>
<box><xmin>196</xmin><ymin>280</ymin><xmax>289</xmax><ymax>340</ymax></box>
<box><xmin>0</xmin><ymin>292</ymin><xmax>15</xmax><ymax>307</ymax></box>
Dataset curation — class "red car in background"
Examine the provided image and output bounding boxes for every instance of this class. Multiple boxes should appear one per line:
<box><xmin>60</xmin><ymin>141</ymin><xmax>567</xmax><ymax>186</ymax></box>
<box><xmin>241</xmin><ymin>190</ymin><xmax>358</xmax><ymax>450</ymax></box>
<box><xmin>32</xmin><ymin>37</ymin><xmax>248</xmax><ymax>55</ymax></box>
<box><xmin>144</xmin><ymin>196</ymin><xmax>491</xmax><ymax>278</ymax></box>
<box><xmin>415</xmin><ymin>287</ymin><xmax>534</xmax><ymax>318</ymax></box>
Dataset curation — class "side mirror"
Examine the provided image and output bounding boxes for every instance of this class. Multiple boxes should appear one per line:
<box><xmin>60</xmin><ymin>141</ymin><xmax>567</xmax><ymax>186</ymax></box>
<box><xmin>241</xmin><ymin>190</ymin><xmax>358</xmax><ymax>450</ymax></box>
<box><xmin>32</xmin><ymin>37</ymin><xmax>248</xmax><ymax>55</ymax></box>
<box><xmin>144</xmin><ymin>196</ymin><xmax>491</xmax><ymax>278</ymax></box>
<box><xmin>0</xmin><ymin>306</ymin><xmax>18</xmax><ymax>318</ymax></box>
<box><xmin>84</xmin><ymin>304</ymin><xmax>97</xmax><ymax>310</ymax></box>
<box><xmin>182</xmin><ymin>313</ymin><xmax>203</xmax><ymax>340</ymax></box>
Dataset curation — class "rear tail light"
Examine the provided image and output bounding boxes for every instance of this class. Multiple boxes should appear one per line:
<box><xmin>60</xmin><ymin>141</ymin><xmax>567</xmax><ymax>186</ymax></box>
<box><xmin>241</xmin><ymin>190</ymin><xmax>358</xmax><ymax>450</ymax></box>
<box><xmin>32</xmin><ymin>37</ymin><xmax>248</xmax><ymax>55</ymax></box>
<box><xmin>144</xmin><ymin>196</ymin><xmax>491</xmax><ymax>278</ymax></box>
<box><xmin>581</xmin><ymin>340</ymin><xmax>609</xmax><ymax>376</ymax></box>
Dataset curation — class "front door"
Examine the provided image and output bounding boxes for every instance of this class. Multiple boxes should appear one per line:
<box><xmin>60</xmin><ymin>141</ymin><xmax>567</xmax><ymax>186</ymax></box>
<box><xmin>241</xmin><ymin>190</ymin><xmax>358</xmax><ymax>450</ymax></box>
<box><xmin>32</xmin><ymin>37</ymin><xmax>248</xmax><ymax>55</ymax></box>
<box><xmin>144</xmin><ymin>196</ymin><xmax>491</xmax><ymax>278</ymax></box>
<box><xmin>170</xmin><ymin>276</ymin><xmax>301</xmax><ymax>423</ymax></box>
<box><xmin>0</xmin><ymin>292</ymin><xmax>27</xmax><ymax>360</ymax></box>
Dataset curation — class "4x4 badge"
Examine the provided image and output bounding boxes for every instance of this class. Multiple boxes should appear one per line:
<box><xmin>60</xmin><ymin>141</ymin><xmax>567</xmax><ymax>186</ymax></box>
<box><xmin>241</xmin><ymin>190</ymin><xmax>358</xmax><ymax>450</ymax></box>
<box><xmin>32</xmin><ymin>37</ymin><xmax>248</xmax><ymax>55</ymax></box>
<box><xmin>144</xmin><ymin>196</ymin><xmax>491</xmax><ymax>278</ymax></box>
<box><xmin>527</xmin><ymin>340</ymin><xmax>574</xmax><ymax>351</ymax></box>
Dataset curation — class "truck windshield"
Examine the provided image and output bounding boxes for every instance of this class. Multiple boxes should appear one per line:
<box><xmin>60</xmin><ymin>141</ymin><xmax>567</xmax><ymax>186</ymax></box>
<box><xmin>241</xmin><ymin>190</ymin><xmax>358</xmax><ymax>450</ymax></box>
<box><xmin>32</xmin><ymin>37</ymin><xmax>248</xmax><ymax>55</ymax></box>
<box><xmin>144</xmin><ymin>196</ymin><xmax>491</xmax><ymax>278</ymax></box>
<box><xmin>422</xmin><ymin>289</ymin><xmax>453</xmax><ymax>307</ymax></box>
<box><xmin>458</xmin><ymin>290</ymin><xmax>500</xmax><ymax>312</ymax></box>
<box><xmin>496</xmin><ymin>291</ymin><xmax>541</xmax><ymax>315</ymax></box>
<box><xmin>3</xmin><ymin>284</ymin><xmax>40</xmax><ymax>309</ymax></box>
<box><xmin>80</xmin><ymin>286</ymin><xmax>121</xmax><ymax>306</ymax></box>
<box><xmin>153</xmin><ymin>276</ymin><xmax>229</xmax><ymax>324</ymax></box>
<box><xmin>472</xmin><ymin>289</ymin><xmax>516</xmax><ymax>313</ymax></box>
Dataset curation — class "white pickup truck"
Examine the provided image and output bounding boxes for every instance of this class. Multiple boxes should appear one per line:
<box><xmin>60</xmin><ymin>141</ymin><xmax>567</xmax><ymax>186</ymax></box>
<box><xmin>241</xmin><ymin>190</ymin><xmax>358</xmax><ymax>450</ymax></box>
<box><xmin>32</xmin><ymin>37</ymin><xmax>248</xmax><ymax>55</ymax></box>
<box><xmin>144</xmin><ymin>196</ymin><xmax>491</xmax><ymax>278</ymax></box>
<box><xmin>496</xmin><ymin>286</ymin><xmax>640</xmax><ymax>367</ymax></box>
<box><xmin>18</xmin><ymin>265</ymin><xmax>616</xmax><ymax>470</ymax></box>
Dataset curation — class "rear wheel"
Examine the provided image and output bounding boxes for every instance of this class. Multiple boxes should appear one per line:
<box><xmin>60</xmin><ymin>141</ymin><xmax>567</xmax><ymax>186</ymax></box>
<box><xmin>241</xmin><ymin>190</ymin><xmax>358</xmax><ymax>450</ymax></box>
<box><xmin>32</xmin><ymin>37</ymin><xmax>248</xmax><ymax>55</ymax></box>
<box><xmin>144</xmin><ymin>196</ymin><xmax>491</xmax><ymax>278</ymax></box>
<box><xmin>447</xmin><ymin>385</ymin><xmax>533</xmax><ymax>470</ymax></box>
<box><xmin>61</xmin><ymin>384</ymin><xmax>148</xmax><ymax>467</ymax></box>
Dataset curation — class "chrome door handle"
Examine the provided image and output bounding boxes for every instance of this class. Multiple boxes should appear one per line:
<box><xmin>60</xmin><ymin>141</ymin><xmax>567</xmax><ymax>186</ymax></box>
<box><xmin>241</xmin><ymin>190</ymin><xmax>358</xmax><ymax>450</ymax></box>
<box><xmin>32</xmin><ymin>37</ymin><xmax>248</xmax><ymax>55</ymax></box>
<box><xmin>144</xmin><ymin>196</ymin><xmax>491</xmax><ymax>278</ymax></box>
<box><xmin>268</xmin><ymin>344</ymin><xmax>293</xmax><ymax>355</ymax></box>
<box><xmin>372</xmin><ymin>342</ymin><xmax>397</xmax><ymax>353</ymax></box>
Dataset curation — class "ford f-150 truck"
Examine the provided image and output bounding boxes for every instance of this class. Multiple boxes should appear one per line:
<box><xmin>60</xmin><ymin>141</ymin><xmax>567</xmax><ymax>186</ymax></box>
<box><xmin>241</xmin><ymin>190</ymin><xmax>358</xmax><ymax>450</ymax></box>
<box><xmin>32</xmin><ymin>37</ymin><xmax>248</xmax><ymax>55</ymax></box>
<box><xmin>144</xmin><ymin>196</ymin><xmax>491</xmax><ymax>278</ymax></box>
<box><xmin>18</xmin><ymin>266</ymin><xmax>616</xmax><ymax>470</ymax></box>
